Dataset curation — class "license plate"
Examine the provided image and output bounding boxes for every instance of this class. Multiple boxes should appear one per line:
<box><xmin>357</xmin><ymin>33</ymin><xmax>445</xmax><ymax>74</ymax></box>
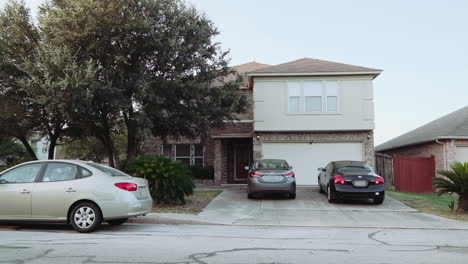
<box><xmin>353</xmin><ymin>180</ymin><xmax>368</xmax><ymax>187</ymax></box>
<box><xmin>139</xmin><ymin>187</ymin><xmax>147</xmax><ymax>197</ymax></box>
<box><xmin>262</xmin><ymin>176</ymin><xmax>283</xmax><ymax>182</ymax></box>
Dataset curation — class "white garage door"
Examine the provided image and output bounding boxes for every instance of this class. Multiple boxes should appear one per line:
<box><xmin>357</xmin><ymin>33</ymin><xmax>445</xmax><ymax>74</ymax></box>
<box><xmin>261</xmin><ymin>143</ymin><xmax>364</xmax><ymax>185</ymax></box>
<box><xmin>456</xmin><ymin>146</ymin><xmax>468</xmax><ymax>163</ymax></box>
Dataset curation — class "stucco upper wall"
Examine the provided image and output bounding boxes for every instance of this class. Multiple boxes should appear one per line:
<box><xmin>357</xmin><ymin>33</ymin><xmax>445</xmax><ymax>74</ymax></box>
<box><xmin>253</xmin><ymin>76</ymin><xmax>375</xmax><ymax>131</ymax></box>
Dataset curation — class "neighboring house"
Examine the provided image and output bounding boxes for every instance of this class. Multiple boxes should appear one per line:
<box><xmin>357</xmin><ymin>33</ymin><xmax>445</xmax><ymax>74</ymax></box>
<box><xmin>375</xmin><ymin>105</ymin><xmax>468</xmax><ymax>175</ymax></box>
<box><xmin>142</xmin><ymin>58</ymin><xmax>382</xmax><ymax>185</ymax></box>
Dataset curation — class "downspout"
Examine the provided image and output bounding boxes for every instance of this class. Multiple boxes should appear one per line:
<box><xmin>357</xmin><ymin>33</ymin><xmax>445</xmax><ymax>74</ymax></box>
<box><xmin>435</xmin><ymin>139</ymin><xmax>446</xmax><ymax>170</ymax></box>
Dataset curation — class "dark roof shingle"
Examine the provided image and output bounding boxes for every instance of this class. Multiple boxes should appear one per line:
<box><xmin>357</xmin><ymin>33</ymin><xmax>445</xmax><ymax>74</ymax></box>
<box><xmin>248</xmin><ymin>57</ymin><xmax>382</xmax><ymax>75</ymax></box>
<box><xmin>375</xmin><ymin>106</ymin><xmax>468</xmax><ymax>152</ymax></box>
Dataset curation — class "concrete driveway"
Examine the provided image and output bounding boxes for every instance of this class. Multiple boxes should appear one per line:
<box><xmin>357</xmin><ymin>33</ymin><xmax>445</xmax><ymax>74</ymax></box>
<box><xmin>146</xmin><ymin>186</ymin><xmax>468</xmax><ymax>229</ymax></box>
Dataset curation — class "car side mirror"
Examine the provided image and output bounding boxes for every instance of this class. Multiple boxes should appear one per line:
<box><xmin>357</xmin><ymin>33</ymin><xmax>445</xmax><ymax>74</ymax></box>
<box><xmin>318</xmin><ymin>167</ymin><xmax>325</xmax><ymax>172</ymax></box>
<box><xmin>244</xmin><ymin>166</ymin><xmax>250</xmax><ymax>171</ymax></box>
<box><xmin>289</xmin><ymin>166</ymin><xmax>293</xmax><ymax>170</ymax></box>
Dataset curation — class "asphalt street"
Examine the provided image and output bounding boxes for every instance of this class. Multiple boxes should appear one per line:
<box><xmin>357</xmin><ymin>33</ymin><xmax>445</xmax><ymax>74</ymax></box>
<box><xmin>2</xmin><ymin>187</ymin><xmax>468</xmax><ymax>263</ymax></box>
<box><xmin>1</xmin><ymin>223</ymin><xmax>468</xmax><ymax>264</ymax></box>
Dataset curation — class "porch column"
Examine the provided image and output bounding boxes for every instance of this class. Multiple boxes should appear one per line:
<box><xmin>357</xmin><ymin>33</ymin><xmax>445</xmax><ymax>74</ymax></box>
<box><xmin>213</xmin><ymin>138</ymin><xmax>222</xmax><ymax>186</ymax></box>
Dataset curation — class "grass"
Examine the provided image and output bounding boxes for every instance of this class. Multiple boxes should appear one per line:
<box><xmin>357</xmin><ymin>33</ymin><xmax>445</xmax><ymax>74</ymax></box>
<box><xmin>387</xmin><ymin>190</ymin><xmax>468</xmax><ymax>222</ymax></box>
<box><xmin>151</xmin><ymin>190</ymin><xmax>222</xmax><ymax>215</ymax></box>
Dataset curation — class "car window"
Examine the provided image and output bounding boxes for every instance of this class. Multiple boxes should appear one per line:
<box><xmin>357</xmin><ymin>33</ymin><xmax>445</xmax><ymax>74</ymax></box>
<box><xmin>0</xmin><ymin>163</ymin><xmax>43</xmax><ymax>184</ymax></box>
<box><xmin>336</xmin><ymin>165</ymin><xmax>373</xmax><ymax>173</ymax></box>
<box><xmin>80</xmin><ymin>167</ymin><xmax>92</xmax><ymax>178</ymax></box>
<box><xmin>254</xmin><ymin>160</ymin><xmax>289</xmax><ymax>170</ymax></box>
<box><xmin>42</xmin><ymin>163</ymin><xmax>78</xmax><ymax>182</ymax></box>
<box><xmin>86</xmin><ymin>163</ymin><xmax>129</xmax><ymax>177</ymax></box>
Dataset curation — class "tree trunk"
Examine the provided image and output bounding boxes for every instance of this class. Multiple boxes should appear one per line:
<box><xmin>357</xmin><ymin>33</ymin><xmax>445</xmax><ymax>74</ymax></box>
<box><xmin>48</xmin><ymin>136</ymin><xmax>57</xmax><ymax>159</ymax></box>
<box><xmin>96</xmin><ymin>135</ymin><xmax>115</xmax><ymax>168</ymax></box>
<box><xmin>17</xmin><ymin>136</ymin><xmax>38</xmax><ymax>160</ymax></box>
<box><xmin>124</xmin><ymin>110</ymin><xmax>138</xmax><ymax>164</ymax></box>
<box><xmin>457</xmin><ymin>193</ymin><xmax>468</xmax><ymax>213</ymax></box>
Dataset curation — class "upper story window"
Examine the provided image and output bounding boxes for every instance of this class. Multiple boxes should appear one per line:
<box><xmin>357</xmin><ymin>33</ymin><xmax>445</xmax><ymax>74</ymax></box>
<box><xmin>287</xmin><ymin>80</ymin><xmax>339</xmax><ymax>113</ymax></box>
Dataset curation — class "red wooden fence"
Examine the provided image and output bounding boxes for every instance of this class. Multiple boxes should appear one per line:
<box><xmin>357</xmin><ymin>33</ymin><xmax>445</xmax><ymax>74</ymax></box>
<box><xmin>393</xmin><ymin>156</ymin><xmax>435</xmax><ymax>193</ymax></box>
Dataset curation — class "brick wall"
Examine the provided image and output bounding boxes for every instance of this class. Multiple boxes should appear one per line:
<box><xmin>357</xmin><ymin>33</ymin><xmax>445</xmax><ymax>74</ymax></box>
<box><xmin>379</xmin><ymin>141</ymin><xmax>448</xmax><ymax>175</ymax></box>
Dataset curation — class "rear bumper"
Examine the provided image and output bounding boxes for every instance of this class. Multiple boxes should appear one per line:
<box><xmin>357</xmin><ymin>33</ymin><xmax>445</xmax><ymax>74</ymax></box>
<box><xmin>248</xmin><ymin>178</ymin><xmax>296</xmax><ymax>194</ymax></box>
<box><xmin>334</xmin><ymin>184</ymin><xmax>385</xmax><ymax>200</ymax></box>
<box><xmin>100</xmin><ymin>193</ymin><xmax>153</xmax><ymax>220</ymax></box>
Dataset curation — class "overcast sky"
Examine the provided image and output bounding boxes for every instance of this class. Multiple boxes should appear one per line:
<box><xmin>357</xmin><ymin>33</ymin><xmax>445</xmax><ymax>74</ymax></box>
<box><xmin>3</xmin><ymin>0</ymin><xmax>468</xmax><ymax>145</ymax></box>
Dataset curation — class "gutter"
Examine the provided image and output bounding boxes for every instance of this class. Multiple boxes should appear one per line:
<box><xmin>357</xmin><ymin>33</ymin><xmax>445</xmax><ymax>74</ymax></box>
<box><xmin>435</xmin><ymin>139</ymin><xmax>446</xmax><ymax>170</ymax></box>
<box><xmin>246</xmin><ymin>71</ymin><xmax>382</xmax><ymax>79</ymax></box>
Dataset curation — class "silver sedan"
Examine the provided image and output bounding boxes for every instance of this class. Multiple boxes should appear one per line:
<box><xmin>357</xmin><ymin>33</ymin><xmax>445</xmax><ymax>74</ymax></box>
<box><xmin>0</xmin><ymin>160</ymin><xmax>152</xmax><ymax>232</ymax></box>
<box><xmin>246</xmin><ymin>159</ymin><xmax>296</xmax><ymax>199</ymax></box>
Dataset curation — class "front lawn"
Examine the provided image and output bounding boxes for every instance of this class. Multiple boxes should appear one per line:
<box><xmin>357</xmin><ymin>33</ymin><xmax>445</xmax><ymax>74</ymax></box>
<box><xmin>387</xmin><ymin>190</ymin><xmax>468</xmax><ymax>222</ymax></box>
<box><xmin>151</xmin><ymin>190</ymin><xmax>222</xmax><ymax>215</ymax></box>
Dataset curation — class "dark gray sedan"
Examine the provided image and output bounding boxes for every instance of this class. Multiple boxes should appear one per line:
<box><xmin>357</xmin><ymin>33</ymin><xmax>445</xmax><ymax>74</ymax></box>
<box><xmin>245</xmin><ymin>159</ymin><xmax>296</xmax><ymax>199</ymax></box>
<box><xmin>318</xmin><ymin>160</ymin><xmax>385</xmax><ymax>204</ymax></box>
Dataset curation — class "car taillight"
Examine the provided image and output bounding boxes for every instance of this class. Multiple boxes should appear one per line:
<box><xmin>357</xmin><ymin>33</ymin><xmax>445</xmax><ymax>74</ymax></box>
<box><xmin>115</xmin><ymin>182</ymin><xmax>138</xmax><ymax>191</ymax></box>
<box><xmin>249</xmin><ymin>172</ymin><xmax>264</xmax><ymax>177</ymax></box>
<box><xmin>374</xmin><ymin>176</ymin><xmax>385</xmax><ymax>185</ymax></box>
<box><xmin>282</xmin><ymin>172</ymin><xmax>295</xmax><ymax>177</ymax></box>
<box><xmin>333</xmin><ymin>176</ymin><xmax>347</xmax><ymax>185</ymax></box>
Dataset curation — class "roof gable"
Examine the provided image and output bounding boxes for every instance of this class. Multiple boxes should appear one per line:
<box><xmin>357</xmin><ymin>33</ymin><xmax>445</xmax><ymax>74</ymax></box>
<box><xmin>248</xmin><ymin>57</ymin><xmax>382</xmax><ymax>77</ymax></box>
<box><xmin>375</xmin><ymin>106</ymin><xmax>468</xmax><ymax>152</ymax></box>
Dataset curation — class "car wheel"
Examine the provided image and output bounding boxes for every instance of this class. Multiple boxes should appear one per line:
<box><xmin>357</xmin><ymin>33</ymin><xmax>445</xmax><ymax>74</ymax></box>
<box><xmin>289</xmin><ymin>193</ymin><xmax>296</xmax><ymax>199</ymax></box>
<box><xmin>247</xmin><ymin>193</ymin><xmax>254</xmax><ymax>199</ymax></box>
<box><xmin>374</xmin><ymin>197</ymin><xmax>384</xmax><ymax>205</ymax></box>
<box><xmin>318</xmin><ymin>182</ymin><xmax>325</xmax><ymax>193</ymax></box>
<box><xmin>327</xmin><ymin>185</ymin><xmax>338</xmax><ymax>203</ymax></box>
<box><xmin>107</xmin><ymin>218</ymin><xmax>128</xmax><ymax>226</ymax></box>
<box><xmin>70</xmin><ymin>202</ymin><xmax>102</xmax><ymax>233</ymax></box>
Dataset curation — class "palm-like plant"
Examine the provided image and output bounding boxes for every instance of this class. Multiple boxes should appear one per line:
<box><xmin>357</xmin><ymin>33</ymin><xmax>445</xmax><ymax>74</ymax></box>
<box><xmin>433</xmin><ymin>161</ymin><xmax>468</xmax><ymax>213</ymax></box>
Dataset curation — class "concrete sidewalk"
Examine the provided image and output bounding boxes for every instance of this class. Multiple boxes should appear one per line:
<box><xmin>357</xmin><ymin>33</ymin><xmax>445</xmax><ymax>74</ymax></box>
<box><xmin>130</xmin><ymin>186</ymin><xmax>468</xmax><ymax>229</ymax></box>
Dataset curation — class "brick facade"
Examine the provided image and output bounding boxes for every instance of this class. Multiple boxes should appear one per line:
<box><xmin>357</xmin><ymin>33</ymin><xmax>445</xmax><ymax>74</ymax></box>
<box><xmin>378</xmin><ymin>139</ymin><xmax>468</xmax><ymax>176</ymax></box>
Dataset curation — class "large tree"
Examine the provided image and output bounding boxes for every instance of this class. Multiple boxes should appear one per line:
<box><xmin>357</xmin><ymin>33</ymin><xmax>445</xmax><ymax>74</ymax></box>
<box><xmin>39</xmin><ymin>0</ymin><xmax>249</xmax><ymax>166</ymax></box>
<box><xmin>0</xmin><ymin>0</ymin><xmax>40</xmax><ymax>159</ymax></box>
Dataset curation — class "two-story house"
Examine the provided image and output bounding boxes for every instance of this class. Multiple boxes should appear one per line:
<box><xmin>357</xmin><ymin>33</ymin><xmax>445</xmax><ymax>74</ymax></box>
<box><xmin>142</xmin><ymin>58</ymin><xmax>382</xmax><ymax>186</ymax></box>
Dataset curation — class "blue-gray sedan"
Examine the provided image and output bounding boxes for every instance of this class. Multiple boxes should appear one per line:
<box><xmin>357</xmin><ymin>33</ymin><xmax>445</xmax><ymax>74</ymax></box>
<box><xmin>246</xmin><ymin>159</ymin><xmax>296</xmax><ymax>199</ymax></box>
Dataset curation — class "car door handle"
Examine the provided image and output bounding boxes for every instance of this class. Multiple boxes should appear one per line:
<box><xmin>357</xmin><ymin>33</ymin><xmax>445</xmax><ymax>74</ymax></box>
<box><xmin>20</xmin><ymin>189</ymin><xmax>30</xmax><ymax>194</ymax></box>
<box><xmin>66</xmin><ymin>188</ymin><xmax>77</xmax><ymax>193</ymax></box>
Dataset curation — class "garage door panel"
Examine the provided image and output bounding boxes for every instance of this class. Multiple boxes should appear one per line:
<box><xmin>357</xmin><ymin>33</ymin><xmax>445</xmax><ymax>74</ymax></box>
<box><xmin>262</xmin><ymin>143</ymin><xmax>364</xmax><ymax>185</ymax></box>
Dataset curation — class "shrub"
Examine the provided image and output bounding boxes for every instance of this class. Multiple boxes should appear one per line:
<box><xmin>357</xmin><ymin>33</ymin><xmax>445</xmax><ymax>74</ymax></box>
<box><xmin>189</xmin><ymin>166</ymin><xmax>214</xmax><ymax>180</ymax></box>
<box><xmin>433</xmin><ymin>161</ymin><xmax>468</xmax><ymax>213</ymax></box>
<box><xmin>127</xmin><ymin>155</ymin><xmax>194</xmax><ymax>204</ymax></box>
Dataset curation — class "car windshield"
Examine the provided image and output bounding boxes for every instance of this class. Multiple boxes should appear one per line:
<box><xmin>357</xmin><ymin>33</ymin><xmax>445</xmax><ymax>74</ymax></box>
<box><xmin>86</xmin><ymin>163</ymin><xmax>129</xmax><ymax>177</ymax></box>
<box><xmin>255</xmin><ymin>160</ymin><xmax>289</xmax><ymax>170</ymax></box>
<box><xmin>337</xmin><ymin>165</ymin><xmax>373</xmax><ymax>173</ymax></box>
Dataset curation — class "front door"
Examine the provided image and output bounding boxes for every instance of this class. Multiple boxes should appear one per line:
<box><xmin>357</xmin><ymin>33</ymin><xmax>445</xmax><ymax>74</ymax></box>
<box><xmin>233</xmin><ymin>142</ymin><xmax>252</xmax><ymax>182</ymax></box>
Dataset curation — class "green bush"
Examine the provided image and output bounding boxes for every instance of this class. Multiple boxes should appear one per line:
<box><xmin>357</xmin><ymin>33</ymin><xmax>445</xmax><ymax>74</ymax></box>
<box><xmin>127</xmin><ymin>155</ymin><xmax>194</xmax><ymax>204</ymax></box>
<box><xmin>190</xmin><ymin>166</ymin><xmax>214</xmax><ymax>180</ymax></box>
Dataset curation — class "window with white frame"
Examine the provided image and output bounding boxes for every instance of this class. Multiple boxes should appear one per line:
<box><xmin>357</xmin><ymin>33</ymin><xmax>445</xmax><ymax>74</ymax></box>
<box><xmin>175</xmin><ymin>144</ymin><xmax>191</xmax><ymax>166</ymax></box>
<box><xmin>304</xmin><ymin>81</ymin><xmax>322</xmax><ymax>112</ymax></box>
<box><xmin>326</xmin><ymin>81</ymin><xmax>338</xmax><ymax>112</ymax></box>
<box><xmin>287</xmin><ymin>80</ymin><xmax>339</xmax><ymax>113</ymax></box>
<box><xmin>162</xmin><ymin>144</ymin><xmax>204</xmax><ymax>166</ymax></box>
<box><xmin>288</xmin><ymin>81</ymin><xmax>301</xmax><ymax>112</ymax></box>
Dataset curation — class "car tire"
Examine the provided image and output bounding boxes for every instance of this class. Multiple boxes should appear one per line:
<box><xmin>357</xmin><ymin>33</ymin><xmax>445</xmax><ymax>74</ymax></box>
<box><xmin>374</xmin><ymin>197</ymin><xmax>384</xmax><ymax>205</ymax></box>
<box><xmin>318</xmin><ymin>183</ymin><xmax>325</xmax><ymax>193</ymax></box>
<box><xmin>247</xmin><ymin>193</ymin><xmax>254</xmax><ymax>199</ymax></box>
<box><xmin>327</xmin><ymin>185</ymin><xmax>338</xmax><ymax>204</ymax></box>
<box><xmin>289</xmin><ymin>193</ymin><xmax>296</xmax><ymax>199</ymax></box>
<box><xmin>107</xmin><ymin>218</ymin><xmax>128</xmax><ymax>226</ymax></box>
<box><xmin>70</xmin><ymin>202</ymin><xmax>102</xmax><ymax>233</ymax></box>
